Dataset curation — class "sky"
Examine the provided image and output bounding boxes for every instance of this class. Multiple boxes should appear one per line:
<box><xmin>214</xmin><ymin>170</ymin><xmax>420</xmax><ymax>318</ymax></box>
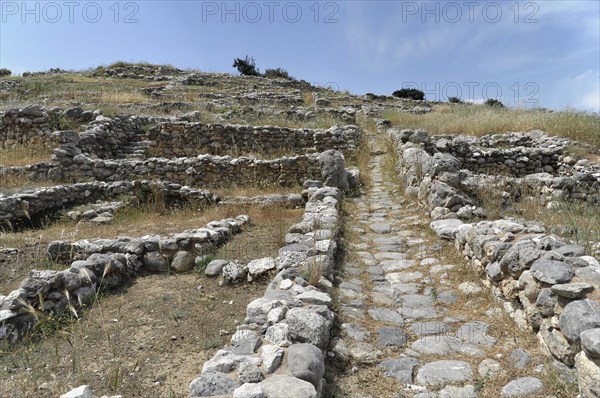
<box><xmin>0</xmin><ymin>0</ymin><xmax>599</xmax><ymax>112</ymax></box>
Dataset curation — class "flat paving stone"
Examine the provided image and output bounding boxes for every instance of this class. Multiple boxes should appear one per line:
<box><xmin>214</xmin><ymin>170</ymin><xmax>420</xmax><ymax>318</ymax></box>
<box><xmin>340</xmin><ymin>281</ymin><xmax>363</xmax><ymax>292</ymax></box>
<box><xmin>340</xmin><ymin>289</ymin><xmax>359</xmax><ymax>300</ymax></box>
<box><xmin>377</xmin><ymin>244</ymin><xmax>406</xmax><ymax>252</ymax></box>
<box><xmin>372</xmin><ymin>292</ymin><xmax>395</xmax><ymax>306</ymax></box>
<box><xmin>380</xmin><ymin>260</ymin><xmax>415</xmax><ymax>273</ymax></box>
<box><xmin>438</xmin><ymin>385</ymin><xmax>477</xmax><ymax>398</ymax></box>
<box><xmin>456</xmin><ymin>321</ymin><xmax>497</xmax><ymax>346</ymax></box>
<box><xmin>391</xmin><ymin>283</ymin><xmax>422</xmax><ymax>295</ymax></box>
<box><xmin>341</xmin><ymin>323</ymin><xmax>370</xmax><ymax>342</ymax></box>
<box><xmin>386</xmin><ymin>271</ymin><xmax>424</xmax><ymax>284</ymax></box>
<box><xmin>398</xmin><ymin>306</ymin><xmax>441</xmax><ymax>320</ymax></box>
<box><xmin>373</xmin><ymin>236</ymin><xmax>404</xmax><ymax>245</ymax></box>
<box><xmin>415</xmin><ymin>360</ymin><xmax>473</xmax><ymax>386</ymax></box>
<box><xmin>349</xmin><ymin>342</ymin><xmax>381</xmax><ymax>364</ymax></box>
<box><xmin>436</xmin><ymin>289</ymin><xmax>458</xmax><ymax>305</ymax></box>
<box><xmin>370</xmin><ymin>223</ymin><xmax>391</xmax><ymax>233</ymax></box>
<box><xmin>377</xmin><ymin>326</ymin><xmax>409</xmax><ymax>347</ymax></box>
<box><xmin>366</xmin><ymin>266</ymin><xmax>385</xmax><ymax>276</ymax></box>
<box><xmin>412</xmin><ymin>336</ymin><xmax>484</xmax><ymax>357</ymax></box>
<box><xmin>374</xmin><ymin>252</ymin><xmax>411</xmax><ymax>261</ymax></box>
<box><xmin>368</xmin><ymin>308</ymin><xmax>405</xmax><ymax>325</ymax></box>
<box><xmin>340</xmin><ymin>306</ymin><xmax>366</xmax><ymax>320</ymax></box>
<box><xmin>400</xmin><ymin>294</ymin><xmax>434</xmax><ymax>308</ymax></box>
<box><xmin>501</xmin><ymin>377</ymin><xmax>543</xmax><ymax>397</ymax></box>
<box><xmin>379</xmin><ymin>357</ymin><xmax>420</xmax><ymax>384</ymax></box>
<box><xmin>410</xmin><ymin>321</ymin><xmax>453</xmax><ymax>337</ymax></box>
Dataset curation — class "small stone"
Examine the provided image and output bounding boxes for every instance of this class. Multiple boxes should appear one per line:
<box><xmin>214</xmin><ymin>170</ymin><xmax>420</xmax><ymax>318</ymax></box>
<box><xmin>205</xmin><ymin>259</ymin><xmax>228</xmax><ymax>276</ymax></box>
<box><xmin>508</xmin><ymin>349</ymin><xmax>529</xmax><ymax>369</ymax></box>
<box><xmin>233</xmin><ymin>383</ymin><xmax>265</xmax><ymax>398</ymax></box>
<box><xmin>59</xmin><ymin>385</ymin><xmax>96</xmax><ymax>398</ymax></box>
<box><xmin>349</xmin><ymin>342</ymin><xmax>381</xmax><ymax>364</ymax></box>
<box><xmin>260</xmin><ymin>344</ymin><xmax>284</xmax><ymax>373</ymax></box>
<box><xmin>550</xmin><ymin>282</ymin><xmax>594</xmax><ymax>299</ymax></box>
<box><xmin>478</xmin><ymin>358</ymin><xmax>501</xmax><ymax>378</ymax></box>
<box><xmin>279</xmin><ymin>279</ymin><xmax>293</xmax><ymax>290</ymax></box>
<box><xmin>580</xmin><ymin>328</ymin><xmax>600</xmax><ymax>359</ymax></box>
<box><xmin>458</xmin><ymin>282</ymin><xmax>482</xmax><ymax>296</ymax></box>
<box><xmin>501</xmin><ymin>377</ymin><xmax>543</xmax><ymax>397</ymax></box>
<box><xmin>171</xmin><ymin>251</ymin><xmax>194</xmax><ymax>272</ymax></box>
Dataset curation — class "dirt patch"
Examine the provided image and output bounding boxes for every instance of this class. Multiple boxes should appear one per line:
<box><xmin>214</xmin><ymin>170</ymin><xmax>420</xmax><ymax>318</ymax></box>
<box><xmin>0</xmin><ymin>272</ymin><xmax>263</xmax><ymax>398</ymax></box>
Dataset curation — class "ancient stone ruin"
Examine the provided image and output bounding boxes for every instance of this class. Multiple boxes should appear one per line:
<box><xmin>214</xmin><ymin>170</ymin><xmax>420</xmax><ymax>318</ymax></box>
<box><xmin>0</xmin><ymin>66</ymin><xmax>598</xmax><ymax>398</ymax></box>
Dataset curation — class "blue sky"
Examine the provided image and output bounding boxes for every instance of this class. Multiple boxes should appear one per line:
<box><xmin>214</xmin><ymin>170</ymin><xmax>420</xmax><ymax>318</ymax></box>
<box><xmin>1</xmin><ymin>0</ymin><xmax>599</xmax><ymax>111</ymax></box>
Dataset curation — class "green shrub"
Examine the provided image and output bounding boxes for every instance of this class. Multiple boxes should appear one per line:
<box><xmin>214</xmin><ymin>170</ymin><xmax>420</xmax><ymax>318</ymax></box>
<box><xmin>485</xmin><ymin>98</ymin><xmax>504</xmax><ymax>108</ymax></box>
<box><xmin>392</xmin><ymin>88</ymin><xmax>425</xmax><ymax>100</ymax></box>
<box><xmin>448</xmin><ymin>96</ymin><xmax>462</xmax><ymax>104</ymax></box>
<box><xmin>264</xmin><ymin>68</ymin><xmax>294</xmax><ymax>80</ymax></box>
<box><xmin>0</xmin><ymin>68</ymin><xmax>11</xmax><ymax>77</ymax></box>
<box><xmin>233</xmin><ymin>56</ymin><xmax>261</xmax><ymax>77</ymax></box>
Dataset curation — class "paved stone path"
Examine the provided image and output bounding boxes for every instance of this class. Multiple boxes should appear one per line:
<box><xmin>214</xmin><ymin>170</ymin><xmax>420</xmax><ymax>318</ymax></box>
<box><xmin>331</xmin><ymin>143</ymin><xmax>561</xmax><ymax>397</ymax></box>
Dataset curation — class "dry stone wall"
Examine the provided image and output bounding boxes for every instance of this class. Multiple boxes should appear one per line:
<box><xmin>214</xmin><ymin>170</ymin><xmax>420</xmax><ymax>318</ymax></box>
<box><xmin>49</xmin><ymin>153</ymin><xmax>323</xmax><ymax>187</ymax></box>
<box><xmin>388</xmin><ymin>128</ymin><xmax>600</xmax><ymax>218</ymax></box>
<box><xmin>147</xmin><ymin>122</ymin><xmax>361</xmax><ymax>157</ymax></box>
<box><xmin>0</xmin><ymin>215</ymin><xmax>249</xmax><ymax>345</ymax></box>
<box><xmin>0</xmin><ymin>105</ymin><xmax>84</xmax><ymax>149</ymax></box>
<box><xmin>189</xmin><ymin>186</ymin><xmax>343</xmax><ymax>398</ymax></box>
<box><xmin>432</xmin><ymin>131</ymin><xmax>568</xmax><ymax>176</ymax></box>
<box><xmin>429</xmin><ymin>217</ymin><xmax>600</xmax><ymax>396</ymax></box>
<box><xmin>0</xmin><ymin>180</ymin><xmax>217</xmax><ymax>226</ymax></box>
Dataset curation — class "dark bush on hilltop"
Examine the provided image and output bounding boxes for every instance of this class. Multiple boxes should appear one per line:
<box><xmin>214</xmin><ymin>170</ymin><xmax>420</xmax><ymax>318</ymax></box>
<box><xmin>233</xmin><ymin>56</ymin><xmax>261</xmax><ymax>77</ymax></box>
<box><xmin>264</xmin><ymin>68</ymin><xmax>294</xmax><ymax>80</ymax></box>
<box><xmin>448</xmin><ymin>96</ymin><xmax>463</xmax><ymax>104</ymax></box>
<box><xmin>485</xmin><ymin>98</ymin><xmax>505</xmax><ymax>108</ymax></box>
<box><xmin>0</xmin><ymin>68</ymin><xmax>12</xmax><ymax>77</ymax></box>
<box><xmin>392</xmin><ymin>88</ymin><xmax>425</xmax><ymax>100</ymax></box>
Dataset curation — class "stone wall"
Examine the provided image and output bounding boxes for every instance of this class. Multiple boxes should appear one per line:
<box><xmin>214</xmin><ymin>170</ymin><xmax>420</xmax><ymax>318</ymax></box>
<box><xmin>429</xmin><ymin>218</ymin><xmax>600</xmax><ymax>397</ymax></box>
<box><xmin>216</xmin><ymin>106</ymin><xmax>357</xmax><ymax>125</ymax></box>
<box><xmin>189</xmin><ymin>186</ymin><xmax>343</xmax><ymax>398</ymax></box>
<box><xmin>432</xmin><ymin>131</ymin><xmax>568</xmax><ymax>176</ymax></box>
<box><xmin>0</xmin><ymin>215</ymin><xmax>249</xmax><ymax>345</ymax></box>
<box><xmin>47</xmin><ymin>153</ymin><xmax>323</xmax><ymax>188</ymax></box>
<box><xmin>388</xmin><ymin>128</ymin><xmax>600</xmax><ymax>219</ymax></box>
<box><xmin>1</xmin><ymin>105</ymin><xmax>62</xmax><ymax>149</ymax></box>
<box><xmin>147</xmin><ymin>122</ymin><xmax>361</xmax><ymax>157</ymax></box>
<box><xmin>0</xmin><ymin>180</ymin><xmax>218</xmax><ymax>226</ymax></box>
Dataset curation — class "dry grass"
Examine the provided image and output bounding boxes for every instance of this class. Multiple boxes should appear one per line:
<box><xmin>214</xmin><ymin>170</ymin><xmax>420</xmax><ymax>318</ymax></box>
<box><xmin>0</xmin><ymin>174</ymin><xmax>58</xmax><ymax>193</ymax></box>
<box><xmin>303</xmin><ymin>91</ymin><xmax>315</xmax><ymax>106</ymax></box>
<box><xmin>382</xmin><ymin>105</ymin><xmax>600</xmax><ymax>152</ymax></box>
<box><xmin>0</xmin><ymin>144</ymin><xmax>54</xmax><ymax>167</ymax></box>
<box><xmin>223</xmin><ymin>112</ymin><xmax>343</xmax><ymax>130</ymax></box>
<box><xmin>514</xmin><ymin>197</ymin><xmax>600</xmax><ymax>254</ymax></box>
<box><xmin>100</xmin><ymin>90</ymin><xmax>149</xmax><ymax>104</ymax></box>
<box><xmin>0</xmin><ymin>203</ymin><xmax>299</xmax><ymax>249</ymax></box>
<box><xmin>213</xmin><ymin>184</ymin><xmax>301</xmax><ymax>198</ymax></box>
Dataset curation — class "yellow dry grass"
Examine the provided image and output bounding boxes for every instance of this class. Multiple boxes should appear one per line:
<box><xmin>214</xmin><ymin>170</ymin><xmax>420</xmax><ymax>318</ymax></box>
<box><xmin>100</xmin><ymin>90</ymin><xmax>149</xmax><ymax>104</ymax></box>
<box><xmin>382</xmin><ymin>105</ymin><xmax>600</xmax><ymax>152</ymax></box>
